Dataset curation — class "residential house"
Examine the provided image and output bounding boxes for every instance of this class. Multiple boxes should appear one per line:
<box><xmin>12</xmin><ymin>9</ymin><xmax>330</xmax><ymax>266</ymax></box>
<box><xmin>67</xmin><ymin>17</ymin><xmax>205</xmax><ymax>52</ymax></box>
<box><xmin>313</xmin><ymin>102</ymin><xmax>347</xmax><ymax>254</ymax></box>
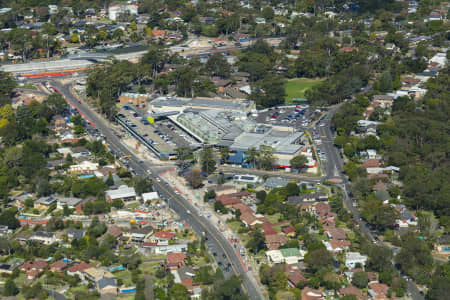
<box><xmin>266</xmin><ymin>248</ymin><xmax>304</xmax><ymax>265</ymax></box>
<box><xmin>97</xmin><ymin>277</ymin><xmax>118</xmax><ymax>295</ymax></box>
<box><xmin>67</xmin><ymin>229</ymin><xmax>85</xmax><ymax>240</ymax></box>
<box><xmin>105</xmin><ymin>185</ymin><xmax>137</xmax><ymax>202</ymax></box>
<box><xmin>326</xmin><ymin>228</ymin><xmax>346</xmax><ymax>241</ymax></box>
<box><xmin>29</xmin><ymin>231</ymin><xmax>58</xmax><ymax>245</ymax></box>
<box><xmin>284</xmin><ymin>265</ymin><xmax>307</xmax><ymax>288</ymax></box>
<box><xmin>372</xmin><ymin>95</ymin><xmax>394</xmax><ymax>108</ymax></box>
<box><xmin>19</xmin><ymin>260</ymin><xmax>48</xmax><ymax>279</ymax></box>
<box><xmin>50</xmin><ymin>260</ymin><xmax>68</xmax><ymax>274</ymax></box>
<box><xmin>107</xmin><ymin>225</ymin><xmax>123</xmax><ymax>238</ymax></box>
<box><xmin>281</xmin><ymin>225</ymin><xmax>296</xmax><ymax>237</ymax></box>
<box><xmin>123</xmin><ymin>226</ymin><xmax>154</xmax><ymax>243</ymax></box>
<box><xmin>68</xmin><ymin>160</ymin><xmax>99</xmax><ymax>174</ymax></box>
<box><xmin>34</xmin><ymin>196</ymin><xmax>57</xmax><ymax>210</ymax></box>
<box><xmin>436</xmin><ymin>235</ymin><xmax>450</xmax><ymax>255</ymax></box>
<box><xmin>369</xmin><ymin>282</ymin><xmax>389</xmax><ymax>299</ymax></box>
<box><xmin>301</xmin><ymin>287</ymin><xmax>323</xmax><ymax>300</ymax></box>
<box><xmin>315</xmin><ymin>202</ymin><xmax>330</xmax><ymax>218</ymax></box>
<box><xmin>166</xmin><ymin>252</ymin><xmax>187</xmax><ymax>270</ymax></box>
<box><xmin>345</xmin><ymin>252</ymin><xmax>368</xmax><ymax>269</ymax></box>
<box><xmin>108</xmin><ymin>3</ymin><xmax>138</xmax><ymax>21</ymax></box>
<box><xmin>153</xmin><ymin>243</ymin><xmax>188</xmax><ymax>255</ymax></box>
<box><xmin>338</xmin><ymin>286</ymin><xmax>364</xmax><ymax>300</ymax></box>
<box><xmin>240</xmin><ymin>212</ymin><xmax>264</xmax><ymax>227</ymax></box>
<box><xmin>83</xmin><ymin>267</ymin><xmax>114</xmax><ymax>282</ymax></box>
<box><xmin>151</xmin><ymin>230</ymin><xmax>176</xmax><ymax>245</ymax></box>
<box><xmin>323</xmin><ymin>239</ymin><xmax>351</xmax><ymax>253</ymax></box>
<box><xmin>265</xmin><ymin>233</ymin><xmax>288</xmax><ymax>250</ymax></box>
<box><xmin>67</xmin><ymin>262</ymin><xmax>93</xmax><ymax>280</ymax></box>
<box><xmin>56</xmin><ymin>197</ymin><xmax>84</xmax><ymax>209</ymax></box>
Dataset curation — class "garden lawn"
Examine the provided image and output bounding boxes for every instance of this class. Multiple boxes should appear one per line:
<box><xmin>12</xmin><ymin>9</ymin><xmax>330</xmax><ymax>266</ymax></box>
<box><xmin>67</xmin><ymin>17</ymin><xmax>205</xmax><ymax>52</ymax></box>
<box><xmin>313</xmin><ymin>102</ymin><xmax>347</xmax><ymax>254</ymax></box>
<box><xmin>284</xmin><ymin>78</ymin><xmax>324</xmax><ymax>103</ymax></box>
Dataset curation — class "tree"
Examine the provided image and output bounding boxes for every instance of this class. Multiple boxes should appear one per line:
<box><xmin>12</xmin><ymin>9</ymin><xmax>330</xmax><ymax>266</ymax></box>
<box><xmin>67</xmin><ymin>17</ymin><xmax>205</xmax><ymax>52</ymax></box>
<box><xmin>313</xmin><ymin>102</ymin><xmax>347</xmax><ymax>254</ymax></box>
<box><xmin>214</xmin><ymin>200</ymin><xmax>228</xmax><ymax>214</ymax></box>
<box><xmin>252</xmin><ymin>74</ymin><xmax>286</xmax><ymax>108</ymax></box>
<box><xmin>245</xmin><ymin>147</ymin><xmax>259</xmax><ymax>168</ymax></box>
<box><xmin>0</xmin><ymin>208</ymin><xmax>20</xmax><ymax>229</ymax></box>
<box><xmin>257</xmin><ymin>145</ymin><xmax>275</xmax><ymax>170</ymax></box>
<box><xmin>105</xmin><ymin>172</ymin><xmax>114</xmax><ymax>186</ymax></box>
<box><xmin>3</xmin><ymin>279</ymin><xmax>19</xmax><ymax>296</ymax></box>
<box><xmin>352</xmin><ymin>272</ymin><xmax>369</xmax><ymax>288</ymax></box>
<box><xmin>395</xmin><ymin>232</ymin><xmax>433</xmax><ymax>283</ymax></box>
<box><xmin>168</xmin><ymin>283</ymin><xmax>189</xmax><ymax>300</ymax></box>
<box><xmin>133</xmin><ymin>176</ymin><xmax>152</xmax><ymax>195</ymax></box>
<box><xmin>290</xmin><ymin>155</ymin><xmax>308</xmax><ymax>169</ymax></box>
<box><xmin>71</xmin><ymin>33</ymin><xmax>80</xmax><ymax>43</ymax></box>
<box><xmin>185</xmin><ymin>170</ymin><xmax>203</xmax><ymax>189</ymax></box>
<box><xmin>285</xmin><ymin>182</ymin><xmax>300</xmax><ymax>197</ymax></box>
<box><xmin>199</xmin><ymin>146</ymin><xmax>216</xmax><ymax>174</ymax></box>
<box><xmin>304</xmin><ymin>247</ymin><xmax>333</xmax><ymax>272</ymax></box>
<box><xmin>262</xmin><ymin>7</ymin><xmax>275</xmax><ymax>20</ymax></box>
<box><xmin>204</xmin><ymin>53</ymin><xmax>230</xmax><ymax>78</ymax></box>
<box><xmin>246</xmin><ymin>229</ymin><xmax>266</xmax><ymax>254</ymax></box>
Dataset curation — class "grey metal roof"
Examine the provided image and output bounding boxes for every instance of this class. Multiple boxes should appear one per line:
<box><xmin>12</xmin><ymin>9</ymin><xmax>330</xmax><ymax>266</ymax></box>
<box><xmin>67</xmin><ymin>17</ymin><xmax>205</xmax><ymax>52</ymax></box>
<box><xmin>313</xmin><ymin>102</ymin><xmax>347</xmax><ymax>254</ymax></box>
<box><xmin>97</xmin><ymin>277</ymin><xmax>116</xmax><ymax>290</ymax></box>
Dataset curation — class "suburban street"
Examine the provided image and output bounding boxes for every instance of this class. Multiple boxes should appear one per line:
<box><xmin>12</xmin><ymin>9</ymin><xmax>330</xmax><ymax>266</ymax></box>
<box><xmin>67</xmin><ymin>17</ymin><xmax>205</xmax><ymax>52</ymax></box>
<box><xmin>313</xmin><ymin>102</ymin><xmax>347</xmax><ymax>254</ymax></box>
<box><xmin>318</xmin><ymin>107</ymin><xmax>425</xmax><ymax>300</ymax></box>
<box><xmin>50</xmin><ymin>80</ymin><xmax>264</xmax><ymax>300</ymax></box>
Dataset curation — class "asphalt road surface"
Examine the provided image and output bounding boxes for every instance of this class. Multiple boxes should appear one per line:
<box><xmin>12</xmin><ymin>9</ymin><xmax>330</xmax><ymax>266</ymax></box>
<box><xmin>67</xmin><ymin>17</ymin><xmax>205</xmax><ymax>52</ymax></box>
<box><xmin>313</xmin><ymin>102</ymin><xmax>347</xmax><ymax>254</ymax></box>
<box><xmin>50</xmin><ymin>80</ymin><xmax>264</xmax><ymax>300</ymax></box>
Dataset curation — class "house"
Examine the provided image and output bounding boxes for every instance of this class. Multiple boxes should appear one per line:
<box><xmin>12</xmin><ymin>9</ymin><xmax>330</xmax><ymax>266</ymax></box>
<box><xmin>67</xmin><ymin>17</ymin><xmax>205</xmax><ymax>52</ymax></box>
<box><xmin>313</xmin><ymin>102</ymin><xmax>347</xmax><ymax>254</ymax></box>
<box><xmin>369</xmin><ymin>282</ymin><xmax>389</xmax><ymax>299</ymax></box>
<box><xmin>315</xmin><ymin>202</ymin><xmax>330</xmax><ymax>217</ymax></box>
<box><xmin>97</xmin><ymin>277</ymin><xmax>118</xmax><ymax>295</ymax></box>
<box><xmin>372</xmin><ymin>95</ymin><xmax>394</xmax><ymax>108</ymax></box>
<box><xmin>29</xmin><ymin>231</ymin><xmax>58</xmax><ymax>245</ymax></box>
<box><xmin>67</xmin><ymin>229</ymin><xmax>85</xmax><ymax>240</ymax></box>
<box><xmin>326</xmin><ymin>228</ymin><xmax>346</xmax><ymax>241</ymax></box>
<box><xmin>106</xmin><ymin>185</ymin><xmax>136</xmax><ymax>202</ymax></box>
<box><xmin>240</xmin><ymin>212</ymin><xmax>263</xmax><ymax>227</ymax></box>
<box><xmin>34</xmin><ymin>196</ymin><xmax>57</xmax><ymax>210</ymax></box>
<box><xmin>323</xmin><ymin>239</ymin><xmax>351</xmax><ymax>253</ymax></box>
<box><xmin>83</xmin><ymin>267</ymin><xmax>114</xmax><ymax>282</ymax></box>
<box><xmin>363</xmin><ymin>159</ymin><xmax>380</xmax><ymax>169</ymax></box>
<box><xmin>436</xmin><ymin>235</ymin><xmax>450</xmax><ymax>255</ymax></box>
<box><xmin>123</xmin><ymin>226</ymin><xmax>153</xmax><ymax>244</ymax></box>
<box><xmin>67</xmin><ymin>262</ymin><xmax>93</xmax><ymax>280</ymax></box>
<box><xmin>166</xmin><ymin>252</ymin><xmax>187</xmax><ymax>270</ymax></box>
<box><xmin>345</xmin><ymin>252</ymin><xmax>368</xmax><ymax>269</ymax></box>
<box><xmin>68</xmin><ymin>160</ymin><xmax>99</xmax><ymax>174</ymax></box>
<box><xmin>284</xmin><ymin>265</ymin><xmax>307</xmax><ymax>288</ymax></box>
<box><xmin>151</xmin><ymin>230</ymin><xmax>176</xmax><ymax>245</ymax></box>
<box><xmin>338</xmin><ymin>286</ymin><xmax>364</xmax><ymax>300</ymax></box>
<box><xmin>142</xmin><ymin>192</ymin><xmax>159</xmax><ymax>202</ymax></box>
<box><xmin>19</xmin><ymin>260</ymin><xmax>48</xmax><ymax>279</ymax></box>
<box><xmin>265</xmin><ymin>233</ymin><xmax>288</xmax><ymax>250</ymax></box>
<box><xmin>264</xmin><ymin>177</ymin><xmax>291</xmax><ymax>189</ymax></box>
<box><xmin>0</xmin><ymin>225</ymin><xmax>11</xmax><ymax>238</ymax></box>
<box><xmin>107</xmin><ymin>225</ymin><xmax>123</xmax><ymax>238</ymax></box>
<box><xmin>50</xmin><ymin>260</ymin><xmax>68</xmax><ymax>274</ymax></box>
<box><xmin>153</xmin><ymin>243</ymin><xmax>187</xmax><ymax>255</ymax></box>
<box><xmin>301</xmin><ymin>287</ymin><xmax>323</xmax><ymax>300</ymax></box>
<box><xmin>56</xmin><ymin>197</ymin><xmax>84</xmax><ymax>209</ymax></box>
<box><xmin>281</xmin><ymin>225</ymin><xmax>296</xmax><ymax>236</ymax></box>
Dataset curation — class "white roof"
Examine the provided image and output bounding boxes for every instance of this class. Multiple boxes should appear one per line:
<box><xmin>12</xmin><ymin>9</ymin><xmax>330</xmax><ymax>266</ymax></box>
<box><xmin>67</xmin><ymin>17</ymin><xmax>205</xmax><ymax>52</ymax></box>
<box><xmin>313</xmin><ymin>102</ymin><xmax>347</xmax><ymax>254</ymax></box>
<box><xmin>346</xmin><ymin>252</ymin><xmax>367</xmax><ymax>261</ymax></box>
<box><xmin>106</xmin><ymin>185</ymin><xmax>136</xmax><ymax>200</ymax></box>
<box><xmin>142</xmin><ymin>192</ymin><xmax>159</xmax><ymax>201</ymax></box>
<box><xmin>266</xmin><ymin>250</ymin><xmax>283</xmax><ymax>263</ymax></box>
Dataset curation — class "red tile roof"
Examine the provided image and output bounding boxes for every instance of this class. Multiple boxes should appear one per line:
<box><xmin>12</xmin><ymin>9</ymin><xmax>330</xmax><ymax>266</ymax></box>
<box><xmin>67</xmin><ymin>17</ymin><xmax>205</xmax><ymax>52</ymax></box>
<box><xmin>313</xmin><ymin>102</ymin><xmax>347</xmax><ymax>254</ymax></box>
<box><xmin>282</xmin><ymin>225</ymin><xmax>295</xmax><ymax>234</ymax></box>
<box><xmin>327</xmin><ymin>228</ymin><xmax>346</xmax><ymax>240</ymax></box>
<box><xmin>232</xmin><ymin>203</ymin><xmax>253</xmax><ymax>214</ymax></box>
<box><xmin>167</xmin><ymin>252</ymin><xmax>186</xmax><ymax>265</ymax></box>
<box><xmin>263</xmin><ymin>222</ymin><xmax>277</xmax><ymax>235</ymax></box>
<box><xmin>50</xmin><ymin>260</ymin><xmax>68</xmax><ymax>270</ymax></box>
<box><xmin>20</xmin><ymin>260</ymin><xmax>48</xmax><ymax>272</ymax></box>
<box><xmin>265</xmin><ymin>234</ymin><xmax>288</xmax><ymax>250</ymax></box>
<box><xmin>363</xmin><ymin>159</ymin><xmax>380</xmax><ymax>169</ymax></box>
<box><xmin>339</xmin><ymin>286</ymin><xmax>363</xmax><ymax>300</ymax></box>
<box><xmin>301</xmin><ymin>287</ymin><xmax>323</xmax><ymax>300</ymax></box>
<box><xmin>154</xmin><ymin>230</ymin><xmax>176</xmax><ymax>240</ymax></box>
<box><xmin>216</xmin><ymin>195</ymin><xmax>242</xmax><ymax>206</ymax></box>
<box><xmin>67</xmin><ymin>262</ymin><xmax>92</xmax><ymax>273</ymax></box>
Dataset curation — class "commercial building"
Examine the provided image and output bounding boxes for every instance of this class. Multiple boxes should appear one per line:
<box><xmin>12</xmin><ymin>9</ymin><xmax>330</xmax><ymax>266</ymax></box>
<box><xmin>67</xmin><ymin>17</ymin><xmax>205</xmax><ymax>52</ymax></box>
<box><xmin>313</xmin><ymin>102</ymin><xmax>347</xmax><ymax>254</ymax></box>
<box><xmin>106</xmin><ymin>185</ymin><xmax>137</xmax><ymax>202</ymax></box>
<box><xmin>108</xmin><ymin>4</ymin><xmax>138</xmax><ymax>21</ymax></box>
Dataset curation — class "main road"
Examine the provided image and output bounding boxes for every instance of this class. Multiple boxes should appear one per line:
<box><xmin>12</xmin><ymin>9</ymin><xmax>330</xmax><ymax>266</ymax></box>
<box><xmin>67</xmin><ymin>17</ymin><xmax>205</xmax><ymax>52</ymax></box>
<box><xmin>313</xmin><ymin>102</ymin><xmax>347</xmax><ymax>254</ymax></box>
<box><xmin>50</xmin><ymin>80</ymin><xmax>264</xmax><ymax>300</ymax></box>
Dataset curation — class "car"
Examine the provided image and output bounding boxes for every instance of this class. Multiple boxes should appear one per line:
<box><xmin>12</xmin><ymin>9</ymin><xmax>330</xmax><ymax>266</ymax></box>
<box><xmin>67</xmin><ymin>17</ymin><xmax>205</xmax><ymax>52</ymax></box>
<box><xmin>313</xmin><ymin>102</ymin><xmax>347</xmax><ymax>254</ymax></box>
<box><xmin>222</xmin><ymin>253</ymin><xmax>226</xmax><ymax>259</ymax></box>
<box><xmin>156</xmin><ymin>178</ymin><xmax>161</xmax><ymax>182</ymax></box>
<box><xmin>186</xmin><ymin>210</ymin><xmax>190</xmax><ymax>214</ymax></box>
<box><xmin>213</xmin><ymin>252</ymin><xmax>217</xmax><ymax>256</ymax></box>
<box><xmin>218</xmin><ymin>261</ymin><xmax>222</xmax><ymax>266</ymax></box>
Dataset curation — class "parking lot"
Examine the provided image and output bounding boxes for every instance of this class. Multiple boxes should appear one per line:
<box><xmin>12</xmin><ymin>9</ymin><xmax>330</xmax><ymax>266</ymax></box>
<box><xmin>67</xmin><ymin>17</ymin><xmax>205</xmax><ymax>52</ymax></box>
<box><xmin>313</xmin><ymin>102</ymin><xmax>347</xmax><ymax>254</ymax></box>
<box><xmin>117</xmin><ymin>104</ymin><xmax>201</xmax><ymax>159</ymax></box>
<box><xmin>254</xmin><ymin>105</ymin><xmax>315</xmax><ymax>129</ymax></box>
<box><xmin>117</xmin><ymin>105</ymin><xmax>177</xmax><ymax>157</ymax></box>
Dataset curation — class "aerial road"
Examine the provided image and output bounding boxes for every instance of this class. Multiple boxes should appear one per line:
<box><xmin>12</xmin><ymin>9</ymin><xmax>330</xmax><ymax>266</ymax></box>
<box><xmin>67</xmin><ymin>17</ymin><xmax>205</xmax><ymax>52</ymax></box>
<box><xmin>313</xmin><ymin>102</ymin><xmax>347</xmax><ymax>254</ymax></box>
<box><xmin>49</xmin><ymin>80</ymin><xmax>265</xmax><ymax>300</ymax></box>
